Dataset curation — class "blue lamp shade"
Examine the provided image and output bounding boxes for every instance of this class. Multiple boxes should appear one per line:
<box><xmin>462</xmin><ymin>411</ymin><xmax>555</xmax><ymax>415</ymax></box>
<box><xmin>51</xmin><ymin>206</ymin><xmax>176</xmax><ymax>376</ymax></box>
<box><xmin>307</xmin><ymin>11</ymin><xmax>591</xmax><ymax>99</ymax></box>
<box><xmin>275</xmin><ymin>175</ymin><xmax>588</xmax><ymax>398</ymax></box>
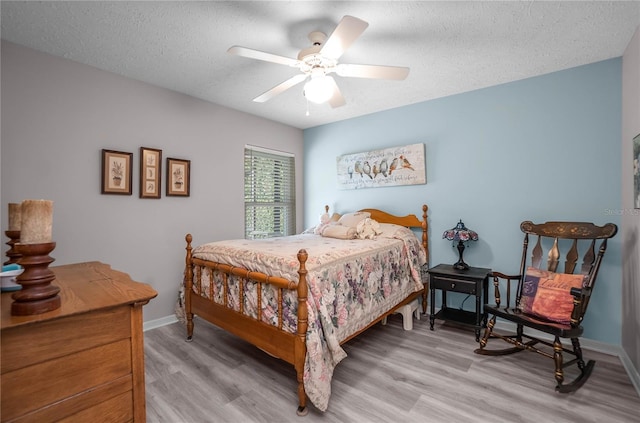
<box><xmin>443</xmin><ymin>220</ymin><xmax>478</xmax><ymax>270</ymax></box>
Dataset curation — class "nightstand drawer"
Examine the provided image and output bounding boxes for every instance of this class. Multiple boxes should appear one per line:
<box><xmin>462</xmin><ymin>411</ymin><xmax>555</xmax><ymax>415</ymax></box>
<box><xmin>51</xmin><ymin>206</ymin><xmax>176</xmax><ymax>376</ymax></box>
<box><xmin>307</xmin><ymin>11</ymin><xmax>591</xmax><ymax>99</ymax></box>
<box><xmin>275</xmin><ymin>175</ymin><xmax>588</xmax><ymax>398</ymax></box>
<box><xmin>431</xmin><ymin>275</ymin><xmax>477</xmax><ymax>294</ymax></box>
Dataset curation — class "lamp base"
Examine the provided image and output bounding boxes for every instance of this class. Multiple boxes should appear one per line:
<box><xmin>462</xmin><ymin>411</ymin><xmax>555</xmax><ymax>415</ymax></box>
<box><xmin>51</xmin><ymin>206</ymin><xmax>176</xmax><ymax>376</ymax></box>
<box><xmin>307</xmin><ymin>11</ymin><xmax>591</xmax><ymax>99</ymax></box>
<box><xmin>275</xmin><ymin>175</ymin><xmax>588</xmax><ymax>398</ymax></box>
<box><xmin>453</xmin><ymin>261</ymin><xmax>470</xmax><ymax>271</ymax></box>
<box><xmin>453</xmin><ymin>240</ymin><xmax>470</xmax><ymax>271</ymax></box>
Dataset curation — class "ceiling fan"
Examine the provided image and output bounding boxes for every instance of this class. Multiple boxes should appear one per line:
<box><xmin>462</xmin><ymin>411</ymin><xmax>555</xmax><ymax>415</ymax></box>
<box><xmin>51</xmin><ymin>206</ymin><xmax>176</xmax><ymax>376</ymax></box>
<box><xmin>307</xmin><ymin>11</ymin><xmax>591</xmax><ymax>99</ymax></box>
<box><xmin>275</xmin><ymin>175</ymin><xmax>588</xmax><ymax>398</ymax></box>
<box><xmin>227</xmin><ymin>15</ymin><xmax>410</xmax><ymax>108</ymax></box>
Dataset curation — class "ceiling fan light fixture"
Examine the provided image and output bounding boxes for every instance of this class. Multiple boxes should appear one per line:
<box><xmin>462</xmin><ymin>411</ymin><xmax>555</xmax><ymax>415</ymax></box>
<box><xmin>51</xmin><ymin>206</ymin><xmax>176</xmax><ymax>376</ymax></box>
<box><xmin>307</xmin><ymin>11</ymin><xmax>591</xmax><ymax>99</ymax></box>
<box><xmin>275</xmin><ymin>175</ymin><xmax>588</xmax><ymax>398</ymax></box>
<box><xmin>229</xmin><ymin>15</ymin><xmax>407</xmax><ymax>109</ymax></box>
<box><xmin>304</xmin><ymin>74</ymin><xmax>334</xmax><ymax>104</ymax></box>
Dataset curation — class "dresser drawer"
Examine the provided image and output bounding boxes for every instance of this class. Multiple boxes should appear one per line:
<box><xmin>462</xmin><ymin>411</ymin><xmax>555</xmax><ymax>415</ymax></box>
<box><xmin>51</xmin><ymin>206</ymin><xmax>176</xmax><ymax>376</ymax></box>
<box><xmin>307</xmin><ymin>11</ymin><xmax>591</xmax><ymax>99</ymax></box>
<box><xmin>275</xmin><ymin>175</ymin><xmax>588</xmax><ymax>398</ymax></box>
<box><xmin>1</xmin><ymin>306</ymin><xmax>130</xmax><ymax>373</ymax></box>
<box><xmin>1</xmin><ymin>339</ymin><xmax>132</xmax><ymax>422</ymax></box>
<box><xmin>431</xmin><ymin>275</ymin><xmax>478</xmax><ymax>294</ymax></box>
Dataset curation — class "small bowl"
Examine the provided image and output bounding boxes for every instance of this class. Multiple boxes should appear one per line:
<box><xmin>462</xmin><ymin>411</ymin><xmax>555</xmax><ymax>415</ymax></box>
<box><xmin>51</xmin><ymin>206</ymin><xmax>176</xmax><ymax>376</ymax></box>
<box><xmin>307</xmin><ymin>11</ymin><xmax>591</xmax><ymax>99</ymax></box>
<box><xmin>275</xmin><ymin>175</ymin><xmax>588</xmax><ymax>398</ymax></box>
<box><xmin>1</xmin><ymin>268</ymin><xmax>24</xmax><ymax>292</ymax></box>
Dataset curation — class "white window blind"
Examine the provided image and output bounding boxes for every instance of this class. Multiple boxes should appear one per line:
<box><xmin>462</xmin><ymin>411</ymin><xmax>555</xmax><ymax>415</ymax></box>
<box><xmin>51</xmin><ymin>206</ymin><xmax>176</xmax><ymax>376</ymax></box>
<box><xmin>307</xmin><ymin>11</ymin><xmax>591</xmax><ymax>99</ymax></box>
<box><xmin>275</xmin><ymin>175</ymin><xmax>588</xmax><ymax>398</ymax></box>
<box><xmin>244</xmin><ymin>145</ymin><xmax>296</xmax><ymax>239</ymax></box>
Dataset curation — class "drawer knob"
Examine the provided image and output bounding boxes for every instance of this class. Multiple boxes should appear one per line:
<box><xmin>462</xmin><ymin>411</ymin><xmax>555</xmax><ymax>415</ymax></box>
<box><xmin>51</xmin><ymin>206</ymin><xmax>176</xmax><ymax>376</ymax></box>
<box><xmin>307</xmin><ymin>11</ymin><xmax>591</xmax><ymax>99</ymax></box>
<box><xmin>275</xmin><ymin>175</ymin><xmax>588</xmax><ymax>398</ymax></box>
<box><xmin>451</xmin><ymin>283</ymin><xmax>456</xmax><ymax>288</ymax></box>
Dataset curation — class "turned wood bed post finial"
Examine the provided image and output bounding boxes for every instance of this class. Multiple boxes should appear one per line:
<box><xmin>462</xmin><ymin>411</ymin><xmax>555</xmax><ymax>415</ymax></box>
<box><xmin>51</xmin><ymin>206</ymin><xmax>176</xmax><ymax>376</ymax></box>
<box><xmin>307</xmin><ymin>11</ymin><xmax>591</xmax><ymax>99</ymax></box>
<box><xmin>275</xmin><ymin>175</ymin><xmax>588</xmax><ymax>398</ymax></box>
<box><xmin>185</xmin><ymin>234</ymin><xmax>194</xmax><ymax>341</ymax></box>
<box><xmin>325</xmin><ymin>204</ymin><xmax>329</xmax><ymax>214</ymax></box>
<box><xmin>295</xmin><ymin>248</ymin><xmax>309</xmax><ymax>416</ymax></box>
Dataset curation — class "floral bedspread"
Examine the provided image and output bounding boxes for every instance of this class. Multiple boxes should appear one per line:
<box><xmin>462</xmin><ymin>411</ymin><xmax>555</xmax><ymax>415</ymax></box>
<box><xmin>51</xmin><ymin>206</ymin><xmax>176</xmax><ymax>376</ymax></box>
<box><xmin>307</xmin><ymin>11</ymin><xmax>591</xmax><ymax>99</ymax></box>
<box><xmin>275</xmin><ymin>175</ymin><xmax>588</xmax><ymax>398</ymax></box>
<box><xmin>190</xmin><ymin>225</ymin><xmax>427</xmax><ymax>411</ymax></box>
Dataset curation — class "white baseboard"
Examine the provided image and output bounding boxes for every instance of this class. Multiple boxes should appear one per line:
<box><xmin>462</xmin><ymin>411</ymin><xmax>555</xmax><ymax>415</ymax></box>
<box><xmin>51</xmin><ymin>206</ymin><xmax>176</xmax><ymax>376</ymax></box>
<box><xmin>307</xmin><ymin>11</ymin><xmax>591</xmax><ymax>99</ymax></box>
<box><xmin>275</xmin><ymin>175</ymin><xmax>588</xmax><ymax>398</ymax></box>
<box><xmin>143</xmin><ymin>314</ymin><xmax>178</xmax><ymax>332</ymax></box>
<box><xmin>619</xmin><ymin>347</ymin><xmax>640</xmax><ymax>396</ymax></box>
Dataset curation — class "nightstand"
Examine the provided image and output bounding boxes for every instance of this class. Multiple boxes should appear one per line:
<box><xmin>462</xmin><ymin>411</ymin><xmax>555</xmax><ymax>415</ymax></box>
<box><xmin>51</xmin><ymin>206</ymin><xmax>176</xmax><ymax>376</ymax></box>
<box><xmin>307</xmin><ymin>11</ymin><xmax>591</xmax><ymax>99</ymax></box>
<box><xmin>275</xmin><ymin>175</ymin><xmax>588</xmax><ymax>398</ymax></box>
<box><xmin>428</xmin><ymin>263</ymin><xmax>491</xmax><ymax>341</ymax></box>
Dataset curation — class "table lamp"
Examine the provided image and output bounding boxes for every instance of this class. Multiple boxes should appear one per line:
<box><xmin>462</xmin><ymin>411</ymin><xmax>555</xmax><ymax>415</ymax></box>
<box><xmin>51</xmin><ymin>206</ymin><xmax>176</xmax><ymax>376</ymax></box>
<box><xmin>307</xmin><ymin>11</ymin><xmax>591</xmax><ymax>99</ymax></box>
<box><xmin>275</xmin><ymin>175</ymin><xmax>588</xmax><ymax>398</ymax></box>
<box><xmin>443</xmin><ymin>219</ymin><xmax>478</xmax><ymax>270</ymax></box>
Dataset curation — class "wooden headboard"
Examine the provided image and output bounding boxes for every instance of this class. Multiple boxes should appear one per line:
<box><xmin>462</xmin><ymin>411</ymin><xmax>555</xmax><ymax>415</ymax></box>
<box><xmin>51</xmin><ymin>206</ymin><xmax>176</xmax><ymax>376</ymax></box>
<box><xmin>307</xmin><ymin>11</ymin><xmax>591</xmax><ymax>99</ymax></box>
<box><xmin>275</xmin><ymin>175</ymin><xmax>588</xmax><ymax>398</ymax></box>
<box><xmin>324</xmin><ymin>204</ymin><xmax>429</xmax><ymax>263</ymax></box>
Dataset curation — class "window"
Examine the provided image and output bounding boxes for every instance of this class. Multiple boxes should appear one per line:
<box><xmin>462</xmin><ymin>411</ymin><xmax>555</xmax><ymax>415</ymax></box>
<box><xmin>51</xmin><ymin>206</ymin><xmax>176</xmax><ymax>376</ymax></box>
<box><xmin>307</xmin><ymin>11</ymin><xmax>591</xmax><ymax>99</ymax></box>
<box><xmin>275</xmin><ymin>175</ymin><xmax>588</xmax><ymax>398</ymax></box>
<box><xmin>244</xmin><ymin>145</ymin><xmax>295</xmax><ymax>239</ymax></box>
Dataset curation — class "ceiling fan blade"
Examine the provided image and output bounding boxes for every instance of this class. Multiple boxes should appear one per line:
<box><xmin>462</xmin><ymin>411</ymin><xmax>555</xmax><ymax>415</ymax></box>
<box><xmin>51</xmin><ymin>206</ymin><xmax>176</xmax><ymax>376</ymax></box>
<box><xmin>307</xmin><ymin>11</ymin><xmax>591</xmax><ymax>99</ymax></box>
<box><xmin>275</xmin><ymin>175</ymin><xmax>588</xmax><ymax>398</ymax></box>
<box><xmin>320</xmin><ymin>15</ymin><xmax>369</xmax><ymax>60</ymax></box>
<box><xmin>336</xmin><ymin>63</ymin><xmax>410</xmax><ymax>80</ymax></box>
<box><xmin>228</xmin><ymin>46</ymin><xmax>300</xmax><ymax>67</ymax></box>
<box><xmin>328</xmin><ymin>77</ymin><xmax>346</xmax><ymax>108</ymax></box>
<box><xmin>253</xmin><ymin>74</ymin><xmax>307</xmax><ymax>103</ymax></box>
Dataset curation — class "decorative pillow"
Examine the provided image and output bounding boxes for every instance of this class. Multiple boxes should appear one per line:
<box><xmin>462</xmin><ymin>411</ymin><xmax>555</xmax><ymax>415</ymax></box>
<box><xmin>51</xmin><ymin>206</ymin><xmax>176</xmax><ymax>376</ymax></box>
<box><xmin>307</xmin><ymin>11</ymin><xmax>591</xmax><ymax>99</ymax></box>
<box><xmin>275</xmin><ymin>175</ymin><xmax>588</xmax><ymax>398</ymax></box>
<box><xmin>337</xmin><ymin>211</ymin><xmax>371</xmax><ymax>228</ymax></box>
<box><xmin>313</xmin><ymin>225</ymin><xmax>325</xmax><ymax>235</ymax></box>
<box><xmin>319</xmin><ymin>212</ymin><xmax>331</xmax><ymax>224</ymax></box>
<box><xmin>304</xmin><ymin>213</ymin><xmax>343</xmax><ymax>235</ymax></box>
<box><xmin>356</xmin><ymin>218</ymin><xmax>382</xmax><ymax>240</ymax></box>
<box><xmin>312</xmin><ymin>212</ymin><xmax>332</xmax><ymax>235</ymax></box>
<box><xmin>301</xmin><ymin>226</ymin><xmax>316</xmax><ymax>234</ymax></box>
<box><xmin>519</xmin><ymin>267</ymin><xmax>586</xmax><ymax>324</ymax></box>
<box><xmin>321</xmin><ymin>223</ymin><xmax>357</xmax><ymax>240</ymax></box>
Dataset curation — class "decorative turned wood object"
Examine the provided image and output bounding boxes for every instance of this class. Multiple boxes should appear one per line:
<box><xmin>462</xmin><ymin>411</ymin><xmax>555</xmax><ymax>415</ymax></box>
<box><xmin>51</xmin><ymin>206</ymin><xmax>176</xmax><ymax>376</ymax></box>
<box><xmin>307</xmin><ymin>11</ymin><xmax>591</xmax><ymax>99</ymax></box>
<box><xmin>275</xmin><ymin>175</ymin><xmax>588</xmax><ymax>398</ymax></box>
<box><xmin>12</xmin><ymin>242</ymin><xmax>60</xmax><ymax>316</ymax></box>
<box><xmin>4</xmin><ymin>230</ymin><xmax>21</xmax><ymax>265</ymax></box>
<box><xmin>5</xmin><ymin>203</ymin><xmax>22</xmax><ymax>265</ymax></box>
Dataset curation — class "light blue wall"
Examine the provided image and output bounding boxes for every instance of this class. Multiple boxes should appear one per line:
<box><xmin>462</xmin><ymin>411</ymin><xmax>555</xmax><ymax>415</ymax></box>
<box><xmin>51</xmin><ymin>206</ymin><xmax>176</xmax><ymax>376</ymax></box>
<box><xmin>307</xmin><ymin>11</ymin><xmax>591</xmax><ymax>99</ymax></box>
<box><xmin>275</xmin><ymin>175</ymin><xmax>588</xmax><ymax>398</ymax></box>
<box><xmin>304</xmin><ymin>59</ymin><xmax>622</xmax><ymax>345</ymax></box>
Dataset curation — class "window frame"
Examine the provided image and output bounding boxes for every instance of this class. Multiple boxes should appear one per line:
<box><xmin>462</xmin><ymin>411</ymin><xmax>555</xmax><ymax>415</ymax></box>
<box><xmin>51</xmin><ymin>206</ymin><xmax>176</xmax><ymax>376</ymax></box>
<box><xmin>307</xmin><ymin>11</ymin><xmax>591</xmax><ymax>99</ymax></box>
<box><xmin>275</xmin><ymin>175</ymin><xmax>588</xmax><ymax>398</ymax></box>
<box><xmin>244</xmin><ymin>145</ymin><xmax>296</xmax><ymax>239</ymax></box>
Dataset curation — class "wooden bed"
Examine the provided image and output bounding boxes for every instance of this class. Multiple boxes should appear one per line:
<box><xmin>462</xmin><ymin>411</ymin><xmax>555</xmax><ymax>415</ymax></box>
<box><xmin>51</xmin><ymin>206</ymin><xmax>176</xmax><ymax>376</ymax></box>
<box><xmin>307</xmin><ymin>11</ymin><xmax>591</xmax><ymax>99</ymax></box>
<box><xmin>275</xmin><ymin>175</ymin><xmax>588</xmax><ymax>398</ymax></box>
<box><xmin>183</xmin><ymin>205</ymin><xmax>429</xmax><ymax>415</ymax></box>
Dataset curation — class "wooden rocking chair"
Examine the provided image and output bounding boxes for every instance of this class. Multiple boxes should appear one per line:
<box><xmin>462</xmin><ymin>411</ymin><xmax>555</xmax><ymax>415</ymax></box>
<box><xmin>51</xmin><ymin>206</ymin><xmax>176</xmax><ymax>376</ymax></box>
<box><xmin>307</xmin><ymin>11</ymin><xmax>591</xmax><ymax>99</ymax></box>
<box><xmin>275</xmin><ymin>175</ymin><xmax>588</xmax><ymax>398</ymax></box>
<box><xmin>474</xmin><ymin>220</ymin><xmax>617</xmax><ymax>392</ymax></box>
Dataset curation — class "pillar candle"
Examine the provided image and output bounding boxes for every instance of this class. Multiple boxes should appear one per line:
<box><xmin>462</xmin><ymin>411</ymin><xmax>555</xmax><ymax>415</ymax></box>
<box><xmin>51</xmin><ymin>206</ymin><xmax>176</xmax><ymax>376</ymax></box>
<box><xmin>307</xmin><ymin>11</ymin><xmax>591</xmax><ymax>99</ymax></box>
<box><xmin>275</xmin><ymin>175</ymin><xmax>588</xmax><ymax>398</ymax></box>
<box><xmin>8</xmin><ymin>203</ymin><xmax>22</xmax><ymax>231</ymax></box>
<box><xmin>20</xmin><ymin>200</ymin><xmax>53</xmax><ymax>244</ymax></box>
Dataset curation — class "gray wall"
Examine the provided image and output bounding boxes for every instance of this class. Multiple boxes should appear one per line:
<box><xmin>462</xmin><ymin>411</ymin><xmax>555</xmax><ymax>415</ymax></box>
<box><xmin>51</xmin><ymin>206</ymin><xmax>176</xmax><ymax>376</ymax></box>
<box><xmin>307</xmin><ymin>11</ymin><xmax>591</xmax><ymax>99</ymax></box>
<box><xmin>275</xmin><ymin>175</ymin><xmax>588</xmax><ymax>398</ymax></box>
<box><xmin>1</xmin><ymin>41</ymin><xmax>304</xmax><ymax>322</ymax></box>
<box><xmin>622</xmin><ymin>26</ymin><xmax>640</xmax><ymax>380</ymax></box>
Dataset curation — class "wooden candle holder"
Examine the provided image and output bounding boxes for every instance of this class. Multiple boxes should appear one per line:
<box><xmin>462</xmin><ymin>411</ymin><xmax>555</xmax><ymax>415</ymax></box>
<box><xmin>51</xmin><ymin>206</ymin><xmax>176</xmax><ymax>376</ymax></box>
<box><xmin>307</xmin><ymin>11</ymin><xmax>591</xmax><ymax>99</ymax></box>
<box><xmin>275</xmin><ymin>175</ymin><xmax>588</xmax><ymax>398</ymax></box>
<box><xmin>4</xmin><ymin>230</ymin><xmax>21</xmax><ymax>265</ymax></box>
<box><xmin>12</xmin><ymin>242</ymin><xmax>60</xmax><ymax>316</ymax></box>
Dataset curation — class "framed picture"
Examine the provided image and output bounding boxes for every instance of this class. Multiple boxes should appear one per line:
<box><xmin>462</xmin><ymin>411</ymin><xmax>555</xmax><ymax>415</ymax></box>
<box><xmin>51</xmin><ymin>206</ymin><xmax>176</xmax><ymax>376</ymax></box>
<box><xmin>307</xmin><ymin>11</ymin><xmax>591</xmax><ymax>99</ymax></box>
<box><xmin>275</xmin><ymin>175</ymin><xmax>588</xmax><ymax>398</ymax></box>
<box><xmin>336</xmin><ymin>143</ymin><xmax>426</xmax><ymax>190</ymax></box>
<box><xmin>140</xmin><ymin>147</ymin><xmax>162</xmax><ymax>199</ymax></box>
<box><xmin>166</xmin><ymin>157</ymin><xmax>190</xmax><ymax>197</ymax></box>
<box><xmin>101</xmin><ymin>149</ymin><xmax>133</xmax><ymax>195</ymax></box>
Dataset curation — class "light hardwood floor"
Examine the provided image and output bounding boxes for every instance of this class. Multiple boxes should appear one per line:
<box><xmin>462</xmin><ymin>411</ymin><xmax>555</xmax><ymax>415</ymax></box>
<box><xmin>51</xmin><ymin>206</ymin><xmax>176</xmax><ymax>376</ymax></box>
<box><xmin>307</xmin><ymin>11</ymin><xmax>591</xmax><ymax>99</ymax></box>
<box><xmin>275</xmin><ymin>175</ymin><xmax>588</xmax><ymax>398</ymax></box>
<box><xmin>145</xmin><ymin>315</ymin><xmax>640</xmax><ymax>422</ymax></box>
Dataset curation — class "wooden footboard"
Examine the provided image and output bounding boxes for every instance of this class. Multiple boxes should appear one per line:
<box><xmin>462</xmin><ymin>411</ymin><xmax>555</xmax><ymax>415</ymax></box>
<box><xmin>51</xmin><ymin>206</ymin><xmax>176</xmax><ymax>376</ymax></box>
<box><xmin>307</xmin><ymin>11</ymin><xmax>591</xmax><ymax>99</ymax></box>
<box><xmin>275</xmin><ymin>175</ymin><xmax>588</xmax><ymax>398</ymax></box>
<box><xmin>184</xmin><ymin>234</ymin><xmax>310</xmax><ymax>414</ymax></box>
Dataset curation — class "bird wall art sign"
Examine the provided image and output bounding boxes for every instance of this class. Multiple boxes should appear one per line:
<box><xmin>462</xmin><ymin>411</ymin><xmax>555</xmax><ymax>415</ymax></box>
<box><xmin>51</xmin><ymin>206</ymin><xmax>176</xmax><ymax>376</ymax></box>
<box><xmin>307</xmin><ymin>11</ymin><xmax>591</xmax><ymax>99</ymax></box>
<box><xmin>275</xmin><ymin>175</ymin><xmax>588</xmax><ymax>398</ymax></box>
<box><xmin>336</xmin><ymin>143</ymin><xmax>426</xmax><ymax>190</ymax></box>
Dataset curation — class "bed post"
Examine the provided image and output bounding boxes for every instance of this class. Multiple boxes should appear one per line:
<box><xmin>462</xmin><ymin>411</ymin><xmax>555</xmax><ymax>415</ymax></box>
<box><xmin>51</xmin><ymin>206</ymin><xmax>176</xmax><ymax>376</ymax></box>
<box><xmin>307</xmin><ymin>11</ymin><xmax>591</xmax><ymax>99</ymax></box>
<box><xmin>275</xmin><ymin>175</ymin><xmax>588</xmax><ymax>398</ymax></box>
<box><xmin>295</xmin><ymin>249</ymin><xmax>309</xmax><ymax>416</ymax></box>
<box><xmin>421</xmin><ymin>204</ymin><xmax>429</xmax><ymax>314</ymax></box>
<box><xmin>185</xmin><ymin>234</ymin><xmax>194</xmax><ymax>342</ymax></box>
<box><xmin>421</xmin><ymin>204</ymin><xmax>429</xmax><ymax>260</ymax></box>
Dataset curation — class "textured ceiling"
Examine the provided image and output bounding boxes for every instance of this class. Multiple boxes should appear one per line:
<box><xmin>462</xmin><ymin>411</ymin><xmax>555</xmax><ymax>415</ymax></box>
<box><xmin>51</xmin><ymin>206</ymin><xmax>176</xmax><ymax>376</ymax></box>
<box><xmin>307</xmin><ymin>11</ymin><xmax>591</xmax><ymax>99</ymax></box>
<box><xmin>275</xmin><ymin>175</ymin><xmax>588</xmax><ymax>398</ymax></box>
<box><xmin>2</xmin><ymin>1</ymin><xmax>639</xmax><ymax>129</ymax></box>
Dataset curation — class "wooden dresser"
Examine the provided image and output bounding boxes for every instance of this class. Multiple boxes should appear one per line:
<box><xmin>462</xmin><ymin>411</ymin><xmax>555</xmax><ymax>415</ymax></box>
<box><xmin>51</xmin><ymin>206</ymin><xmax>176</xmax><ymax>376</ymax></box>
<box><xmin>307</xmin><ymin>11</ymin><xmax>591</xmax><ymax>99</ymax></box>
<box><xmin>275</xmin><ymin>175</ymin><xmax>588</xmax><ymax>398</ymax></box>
<box><xmin>1</xmin><ymin>261</ymin><xmax>157</xmax><ymax>422</ymax></box>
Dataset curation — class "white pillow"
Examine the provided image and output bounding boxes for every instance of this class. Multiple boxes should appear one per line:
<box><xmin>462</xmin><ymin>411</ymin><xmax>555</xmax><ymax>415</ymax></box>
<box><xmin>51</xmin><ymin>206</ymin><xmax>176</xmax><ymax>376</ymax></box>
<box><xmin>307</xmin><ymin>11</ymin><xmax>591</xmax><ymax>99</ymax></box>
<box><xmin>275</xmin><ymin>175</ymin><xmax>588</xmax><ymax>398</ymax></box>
<box><xmin>356</xmin><ymin>218</ymin><xmax>383</xmax><ymax>240</ymax></box>
<box><xmin>313</xmin><ymin>222</ymin><xmax>328</xmax><ymax>235</ymax></box>
<box><xmin>312</xmin><ymin>212</ymin><xmax>332</xmax><ymax>235</ymax></box>
<box><xmin>376</xmin><ymin>223</ymin><xmax>415</xmax><ymax>239</ymax></box>
<box><xmin>319</xmin><ymin>212</ymin><xmax>331</xmax><ymax>224</ymax></box>
<box><xmin>337</xmin><ymin>211</ymin><xmax>371</xmax><ymax>228</ymax></box>
<box><xmin>321</xmin><ymin>223</ymin><xmax>357</xmax><ymax>239</ymax></box>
